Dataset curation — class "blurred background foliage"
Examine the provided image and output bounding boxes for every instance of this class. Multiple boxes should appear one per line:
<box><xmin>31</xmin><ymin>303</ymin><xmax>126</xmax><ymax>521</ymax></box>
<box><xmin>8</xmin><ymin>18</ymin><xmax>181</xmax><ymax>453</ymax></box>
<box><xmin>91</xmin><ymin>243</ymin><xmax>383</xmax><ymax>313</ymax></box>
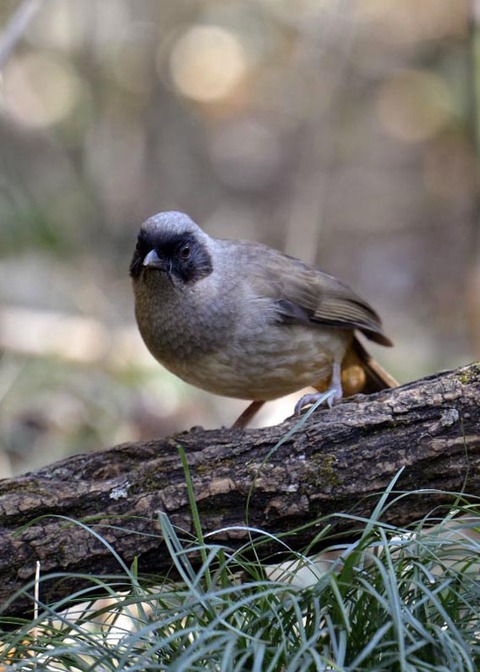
<box><xmin>0</xmin><ymin>0</ymin><xmax>478</xmax><ymax>476</ymax></box>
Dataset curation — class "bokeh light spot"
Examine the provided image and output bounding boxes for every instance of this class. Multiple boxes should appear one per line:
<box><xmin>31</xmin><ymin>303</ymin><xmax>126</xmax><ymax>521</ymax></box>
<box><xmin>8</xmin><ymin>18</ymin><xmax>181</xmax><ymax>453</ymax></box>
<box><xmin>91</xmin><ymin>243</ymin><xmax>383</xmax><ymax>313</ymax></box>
<box><xmin>2</xmin><ymin>52</ymin><xmax>82</xmax><ymax>129</ymax></box>
<box><xmin>376</xmin><ymin>69</ymin><xmax>453</xmax><ymax>142</ymax></box>
<box><xmin>168</xmin><ymin>25</ymin><xmax>248</xmax><ymax>102</ymax></box>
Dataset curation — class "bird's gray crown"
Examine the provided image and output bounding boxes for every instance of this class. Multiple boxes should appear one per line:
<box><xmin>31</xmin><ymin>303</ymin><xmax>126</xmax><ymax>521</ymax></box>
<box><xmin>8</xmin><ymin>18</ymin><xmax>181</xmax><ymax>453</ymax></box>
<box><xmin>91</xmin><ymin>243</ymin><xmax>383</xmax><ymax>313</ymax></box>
<box><xmin>140</xmin><ymin>211</ymin><xmax>204</xmax><ymax>243</ymax></box>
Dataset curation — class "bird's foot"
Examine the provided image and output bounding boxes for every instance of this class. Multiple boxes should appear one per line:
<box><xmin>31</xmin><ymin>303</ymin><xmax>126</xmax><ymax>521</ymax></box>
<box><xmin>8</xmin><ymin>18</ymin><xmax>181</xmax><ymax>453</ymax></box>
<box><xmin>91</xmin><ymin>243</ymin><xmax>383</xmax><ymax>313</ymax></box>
<box><xmin>294</xmin><ymin>360</ymin><xmax>343</xmax><ymax>416</ymax></box>
<box><xmin>294</xmin><ymin>389</ymin><xmax>337</xmax><ymax>415</ymax></box>
<box><xmin>232</xmin><ymin>400</ymin><xmax>265</xmax><ymax>429</ymax></box>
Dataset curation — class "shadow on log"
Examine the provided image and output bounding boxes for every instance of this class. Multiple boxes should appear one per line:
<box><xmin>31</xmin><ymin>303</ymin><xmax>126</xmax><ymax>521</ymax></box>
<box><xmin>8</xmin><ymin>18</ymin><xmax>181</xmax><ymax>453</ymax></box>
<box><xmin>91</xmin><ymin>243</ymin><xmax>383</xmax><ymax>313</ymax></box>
<box><xmin>0</xmin><ymin>362</ymin><xmax>479</xmax><ymax>617</ymax></box>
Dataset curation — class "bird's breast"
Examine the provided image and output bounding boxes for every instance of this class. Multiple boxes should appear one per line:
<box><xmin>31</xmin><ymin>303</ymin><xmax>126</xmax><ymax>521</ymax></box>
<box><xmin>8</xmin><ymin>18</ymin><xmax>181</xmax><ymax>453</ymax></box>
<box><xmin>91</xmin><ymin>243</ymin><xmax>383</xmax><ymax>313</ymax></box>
<box><xmin>133</xmin><ymin>273</ymin><xmax>351</xmax><ymax>401</ymax></box>
<box><xmin>134</xmin><ymin>274</ymin><xmax>235</xmax><ymax>367</ymax></box>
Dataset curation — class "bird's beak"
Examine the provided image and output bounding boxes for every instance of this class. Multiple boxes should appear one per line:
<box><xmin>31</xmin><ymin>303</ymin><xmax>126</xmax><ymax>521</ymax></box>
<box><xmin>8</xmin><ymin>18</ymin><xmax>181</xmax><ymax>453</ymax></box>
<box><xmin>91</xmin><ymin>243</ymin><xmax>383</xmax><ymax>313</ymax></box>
<box><xmin>142</xmin><ymin>249</ymin><xmax>167</xmax><ymax>270</ymax></box>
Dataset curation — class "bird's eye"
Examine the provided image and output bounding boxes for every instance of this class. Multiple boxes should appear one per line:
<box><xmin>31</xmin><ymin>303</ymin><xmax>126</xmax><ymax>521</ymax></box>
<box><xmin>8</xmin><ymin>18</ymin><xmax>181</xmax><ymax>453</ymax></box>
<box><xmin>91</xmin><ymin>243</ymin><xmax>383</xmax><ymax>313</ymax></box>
<box><xmin>180</xmin><ymin>244</ymin><xmax>191</xmax><ymax>260</ymax></box>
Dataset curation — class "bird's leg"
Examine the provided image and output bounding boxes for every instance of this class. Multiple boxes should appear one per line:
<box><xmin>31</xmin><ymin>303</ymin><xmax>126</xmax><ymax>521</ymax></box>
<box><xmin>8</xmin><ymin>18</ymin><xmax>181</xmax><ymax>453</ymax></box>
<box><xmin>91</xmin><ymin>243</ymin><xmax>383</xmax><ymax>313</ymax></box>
<box><xmin>294</xmin><ymin>359</ymin><xmax>343</xmax><ymax>415</ymax></box>
<box><xmin>232</xmin><ymin>400</ymin><xmax>265</xmax><ymax>429</ymax></box>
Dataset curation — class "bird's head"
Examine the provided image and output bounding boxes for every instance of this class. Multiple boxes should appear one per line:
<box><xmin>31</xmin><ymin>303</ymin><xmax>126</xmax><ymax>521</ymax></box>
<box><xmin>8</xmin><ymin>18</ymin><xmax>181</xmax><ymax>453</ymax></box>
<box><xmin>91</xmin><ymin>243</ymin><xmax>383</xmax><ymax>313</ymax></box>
<box><xmin>130</xmin><ymin>211</ymin><xmax>213</xmax><ymax>286</ymax></box>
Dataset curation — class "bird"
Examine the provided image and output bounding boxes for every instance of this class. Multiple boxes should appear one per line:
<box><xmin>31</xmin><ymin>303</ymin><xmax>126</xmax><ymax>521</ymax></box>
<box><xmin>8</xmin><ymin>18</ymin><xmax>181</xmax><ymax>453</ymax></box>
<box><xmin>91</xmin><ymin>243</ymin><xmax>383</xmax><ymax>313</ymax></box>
<box><xmin>130</xmin><ymin>211</ymin><xmax>397</xmax><ymax>428</ymax></box>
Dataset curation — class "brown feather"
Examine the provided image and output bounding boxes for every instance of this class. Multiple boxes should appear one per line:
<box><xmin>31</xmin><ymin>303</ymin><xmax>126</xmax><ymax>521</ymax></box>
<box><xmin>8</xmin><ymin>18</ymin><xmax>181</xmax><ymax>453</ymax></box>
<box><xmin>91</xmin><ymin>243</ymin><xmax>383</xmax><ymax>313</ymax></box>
<box><xmin>342</xmin><ymin>337</ymin><xmax>398</xmax><ymax>395</ymax></box>
<box><xmin>231</xmin><ymin>241</ymin><xmax>392</xmax><ymax>346</ymax></box>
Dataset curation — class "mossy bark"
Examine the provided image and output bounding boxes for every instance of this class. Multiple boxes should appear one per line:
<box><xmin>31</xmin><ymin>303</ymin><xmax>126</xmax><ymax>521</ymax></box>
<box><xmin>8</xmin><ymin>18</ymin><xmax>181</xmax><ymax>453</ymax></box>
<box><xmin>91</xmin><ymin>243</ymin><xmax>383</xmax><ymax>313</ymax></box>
<box><xmin>0</xmin><ymin>362</ymin><xmax>479</xmax><ymax>617</ymax></box>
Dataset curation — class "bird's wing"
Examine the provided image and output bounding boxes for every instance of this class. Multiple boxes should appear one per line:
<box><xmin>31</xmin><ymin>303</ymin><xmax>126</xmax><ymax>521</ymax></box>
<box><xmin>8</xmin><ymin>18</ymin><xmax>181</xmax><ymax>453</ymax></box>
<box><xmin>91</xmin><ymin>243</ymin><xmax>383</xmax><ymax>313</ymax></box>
<box><xmin>239</xmin><ymin>242</ymin><xmax>392</xmax><ymax>346</ymax></box>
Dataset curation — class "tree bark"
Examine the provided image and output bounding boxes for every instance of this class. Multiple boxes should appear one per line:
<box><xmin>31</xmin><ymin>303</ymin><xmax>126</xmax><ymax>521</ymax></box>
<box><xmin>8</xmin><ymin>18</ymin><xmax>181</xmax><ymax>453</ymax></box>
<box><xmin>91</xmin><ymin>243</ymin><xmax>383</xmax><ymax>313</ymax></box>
<box><xmin>0</xmin><ymin>362</ymin><xmax>479</xmax><ymax>617</ymax></box>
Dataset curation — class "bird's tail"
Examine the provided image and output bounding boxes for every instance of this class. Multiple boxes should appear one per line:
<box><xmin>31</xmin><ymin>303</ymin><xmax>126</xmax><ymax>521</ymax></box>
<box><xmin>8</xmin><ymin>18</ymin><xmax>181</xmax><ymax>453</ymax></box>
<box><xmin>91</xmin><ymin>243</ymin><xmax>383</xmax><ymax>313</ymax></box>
<box><xmin>341</xmin><ymin>336</ymin><xmax>398</xmax><ymax>396</ymax></box>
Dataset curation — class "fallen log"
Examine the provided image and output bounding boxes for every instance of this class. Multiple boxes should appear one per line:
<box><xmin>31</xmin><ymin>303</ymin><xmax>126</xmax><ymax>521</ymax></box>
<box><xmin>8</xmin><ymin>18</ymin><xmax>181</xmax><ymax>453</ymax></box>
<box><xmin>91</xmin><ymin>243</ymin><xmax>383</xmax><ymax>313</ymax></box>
<box><xmin>0</xmin><ymin>362</ymin><xmax>479</xmax><ymax>617</ymax></box>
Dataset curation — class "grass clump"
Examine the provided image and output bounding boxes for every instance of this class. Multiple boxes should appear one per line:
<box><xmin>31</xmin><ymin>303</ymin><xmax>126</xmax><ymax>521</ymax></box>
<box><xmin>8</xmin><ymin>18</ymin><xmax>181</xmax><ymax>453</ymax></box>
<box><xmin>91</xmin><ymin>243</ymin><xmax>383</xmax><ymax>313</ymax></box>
<box><xmin>0</xmin><ymin>490</ymin><xmax>479</xmax><ymax>671</ymax></box>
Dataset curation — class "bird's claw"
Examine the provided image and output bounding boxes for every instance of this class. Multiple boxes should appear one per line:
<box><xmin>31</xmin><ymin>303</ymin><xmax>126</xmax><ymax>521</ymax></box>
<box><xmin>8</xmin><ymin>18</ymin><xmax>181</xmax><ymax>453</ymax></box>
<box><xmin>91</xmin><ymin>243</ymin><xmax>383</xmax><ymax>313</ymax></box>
<box><xmin>294</xmin><ymin>389</ymin><xmax>337</xmax><ymax>416</ymax></box>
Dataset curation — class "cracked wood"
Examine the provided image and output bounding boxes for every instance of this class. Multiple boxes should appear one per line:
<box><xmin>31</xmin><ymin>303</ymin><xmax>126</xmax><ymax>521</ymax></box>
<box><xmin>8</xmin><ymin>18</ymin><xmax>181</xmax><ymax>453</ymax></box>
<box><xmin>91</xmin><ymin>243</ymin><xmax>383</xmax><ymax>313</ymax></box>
<box><xmin>0</xmin><ymin>362</ymin><xmax>479</xmax><ymax>617</ymax></box>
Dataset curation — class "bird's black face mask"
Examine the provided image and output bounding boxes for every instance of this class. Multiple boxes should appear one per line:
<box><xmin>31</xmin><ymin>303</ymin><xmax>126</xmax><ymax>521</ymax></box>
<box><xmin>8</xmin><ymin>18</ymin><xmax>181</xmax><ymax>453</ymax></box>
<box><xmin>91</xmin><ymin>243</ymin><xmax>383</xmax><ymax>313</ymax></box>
<box><xmin>130</xmin><ymin>230</ymin><xmax>213</xmax><ymax>285</ymax></box>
